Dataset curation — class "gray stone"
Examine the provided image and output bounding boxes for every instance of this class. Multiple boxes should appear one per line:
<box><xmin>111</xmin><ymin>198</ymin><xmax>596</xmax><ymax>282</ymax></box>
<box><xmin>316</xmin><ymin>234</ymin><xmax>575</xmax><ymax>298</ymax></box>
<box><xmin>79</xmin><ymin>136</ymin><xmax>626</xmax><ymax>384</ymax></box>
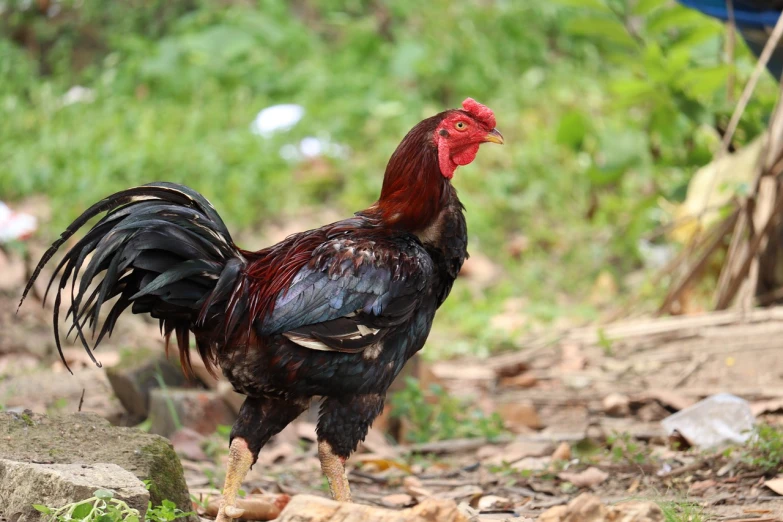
<box><xmin>0</xmin><ymin>411</ymin><xmax>195</xmax><ymax>521</ymax></box>
<box><xmin>0</xmin><ymin>460</ymin><xmax>148</xmax><ymax>522</ymax></box>
<box><xmin>148</xmin><ymin>388</ymin><xmax>235</xmax><ymax>438</ymax></box>
<box><xmin>0</xmin><ymin>368</ymin><xmax>124</xmax><ymax>423</ymax></box>
<box><xmin>105</xmin><ymin>349</ymin><xmax>187</xmax><ymax>420</ymax></box>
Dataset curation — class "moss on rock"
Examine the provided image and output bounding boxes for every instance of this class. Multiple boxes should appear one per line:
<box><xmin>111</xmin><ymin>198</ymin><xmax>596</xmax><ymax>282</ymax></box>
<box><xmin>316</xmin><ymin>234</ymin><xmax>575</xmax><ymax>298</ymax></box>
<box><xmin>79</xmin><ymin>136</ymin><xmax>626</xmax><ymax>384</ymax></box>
<box><xmin>0</xmin><ymin>411</ymin><xmax>195</xmax><ymax>521</ymax></box>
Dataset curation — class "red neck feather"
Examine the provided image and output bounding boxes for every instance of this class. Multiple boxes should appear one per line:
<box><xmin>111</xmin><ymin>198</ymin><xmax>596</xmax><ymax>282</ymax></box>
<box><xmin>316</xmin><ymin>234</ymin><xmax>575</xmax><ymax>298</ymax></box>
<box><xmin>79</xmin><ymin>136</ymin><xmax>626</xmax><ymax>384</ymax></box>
<box><xmin>371</xmin><ymin>114</ymin><xmax>449</xmax><ymax>232</ymax></box>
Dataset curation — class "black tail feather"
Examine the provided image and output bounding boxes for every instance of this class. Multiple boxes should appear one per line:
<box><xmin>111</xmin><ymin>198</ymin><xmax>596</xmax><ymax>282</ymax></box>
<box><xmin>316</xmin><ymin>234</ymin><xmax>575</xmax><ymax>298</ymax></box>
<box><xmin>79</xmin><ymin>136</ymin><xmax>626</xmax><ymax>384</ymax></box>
<box><xmin>20</xmin><ymin>182</ymin><xmax>246</xmax><ymax>375</ymax></box>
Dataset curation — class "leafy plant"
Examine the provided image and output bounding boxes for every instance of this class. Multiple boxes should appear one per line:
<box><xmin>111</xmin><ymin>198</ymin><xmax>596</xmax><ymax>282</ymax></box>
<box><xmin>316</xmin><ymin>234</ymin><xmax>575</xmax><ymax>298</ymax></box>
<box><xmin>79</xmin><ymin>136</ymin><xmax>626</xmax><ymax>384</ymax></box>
<box><xmin>34</xmin><ymin>489</ymin><xmax>141</xmax><ymax>522</ymax></box>
<box><xmin>33</xmin><ymin>489</ymin><xmax>193</xmax><ymax>522</ymax></box>
<box><xmin>743</xmin><ymin>423</ymin><xmax>783</xmax><ymax>474</ymax></box>
<box><xmin>144</xmin><ymin>500</ymin><xmax>191</xmax><ymax>522</ymax></box>
<box><xmin>606</xmin><ymin>431</ymin><xmax>653</xmax><ymax>466</ymax></box>
<box><xmin>389</xmin><ymin>377</ymin><xmax>506</xmax><ymax>443</ymax></box>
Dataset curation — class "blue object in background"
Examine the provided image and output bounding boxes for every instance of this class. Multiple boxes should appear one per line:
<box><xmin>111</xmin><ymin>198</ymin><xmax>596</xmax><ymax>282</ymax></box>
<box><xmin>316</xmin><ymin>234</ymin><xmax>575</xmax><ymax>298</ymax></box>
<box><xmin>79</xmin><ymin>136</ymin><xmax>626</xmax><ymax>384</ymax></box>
<box><xmin>677</xmin><ymin>0</ymin><xmax>783</xmax><ymax>80</ymax></box>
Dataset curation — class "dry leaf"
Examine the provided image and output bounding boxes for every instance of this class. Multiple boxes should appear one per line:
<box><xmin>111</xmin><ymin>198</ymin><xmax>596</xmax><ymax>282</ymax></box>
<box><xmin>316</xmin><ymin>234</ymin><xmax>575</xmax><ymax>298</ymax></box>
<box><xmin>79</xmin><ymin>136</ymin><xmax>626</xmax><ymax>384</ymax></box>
<box><xmin>483</xmin><ymin>440</ymin><xmax>553</xmax><ymax>466</ymax></box>
<box><xmin>351</xmin><ymin>455</ymin><xmax>412</xmax><ymax>473</ymax></box>
<box><xmin>765</xmin><ymin>477</ymin><xmax>783</xmax><ymax>495</ymax></box>
<box><xmin>689</xmin><ymin>479</ymin><xmax>717</xmax><ymax>495</ymax></box>
<box><xmin>435</xmin><ymin>485</ymin><xmax>483</xmax><ymax>503</ymax></box>
<box><xmin>170</xmin><ymin>427</ymin><xmax>208</xmax><ymax>462</ymax></box>
<box><xmin>551</xmin><ymin>442</ymin><xmax>571</xmax><ymax>462</ymax></box>
<box><xmin>636</xmin><ymin>401</ymin><xmax>670</xmax><ymax>422</ymax></box>
<box><xmin>636</xmin><ymin>390</ymin><xmax>694</xmax><ymax>412</ymax></box>
<box><xmin>500</xmin><ymin>373</ymin><xmax>538</xmax><ymax>389</ymax></box>
<box><xmin>603</xmin><ymin>393</ymin><xmax>630</xmax><ymax>417</ymax></box>
<box><xmin>558</xmin><ymin>467</ymin><xmax>608</xmax><ymax>488</ymax></box>
<box><xmin>558</xmin><ymin>344</ymin><xmax>586</xmax><ymax>373</ymax></box>
<box><xmin>255</xmin><ymin>442</ymin><xmax>296</xmax><ymax>467</ymax></box>
<box><xmin>511</xmin><ymin>456</ymin><xmax>550</xmax><ymax>472</ymax></box>
<box><xmin>751</xmin><ymin>398</ymin><xmax>783</xmax><ymax>416</ymax></box>
<box><xmin>381</xmin><ymin>493</ymin><xmax>414</xmax><ymax>508</ymax></box>
<box><xmin>403</xmin><ymin>476</ymin><xmax>433</xmax><ymax>500</ymax></box>
<box><xmin>477</xmin><ymin>495</ymin><xmax>512</xmax><ymax>511</ymax></box>
<box><xmin>496</xmin><ymin>401</ymin><xmax>542</xmax><ymax>431</ymax></box>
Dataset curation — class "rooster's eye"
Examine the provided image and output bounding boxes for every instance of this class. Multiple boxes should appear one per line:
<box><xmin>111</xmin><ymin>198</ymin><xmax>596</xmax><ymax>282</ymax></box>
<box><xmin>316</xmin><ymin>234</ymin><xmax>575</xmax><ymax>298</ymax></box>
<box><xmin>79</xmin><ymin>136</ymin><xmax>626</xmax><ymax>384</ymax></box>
<box><xmin>454</xmin><ymin>121</ymin><xmax>468</xmax><ymax>131</ymax></box>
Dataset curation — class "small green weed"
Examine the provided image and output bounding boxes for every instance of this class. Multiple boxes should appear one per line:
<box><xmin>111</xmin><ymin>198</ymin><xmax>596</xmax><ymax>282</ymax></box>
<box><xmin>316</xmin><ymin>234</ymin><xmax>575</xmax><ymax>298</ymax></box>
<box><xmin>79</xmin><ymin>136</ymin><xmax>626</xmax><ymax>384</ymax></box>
<box><xmin>658</xmin><ymin>500</ymin><xmax>705</xmax><ymax>522</ymax></box>
<box><xmin>34</xmin><ymin>488</ymin><xmax>193</xmax><ymax>522</ymax></box>
<box><xmin>606</xmin><ymin>431</ymin><xmax>653</xmax><ymax>467</ymax></box>
<box><xmin>389</xmin><ymin>377</ymin><xmax>506</xmax><ymax>443</ymax></box>
<box><xmin>144</xmin><ymin>500</ymin><xmax>192</xmax><ymax>522</ymax></box>
<box><xmin>742</xmin><ymin>423</ymin><xmax>783</xmax><ymax>474</ymax></box>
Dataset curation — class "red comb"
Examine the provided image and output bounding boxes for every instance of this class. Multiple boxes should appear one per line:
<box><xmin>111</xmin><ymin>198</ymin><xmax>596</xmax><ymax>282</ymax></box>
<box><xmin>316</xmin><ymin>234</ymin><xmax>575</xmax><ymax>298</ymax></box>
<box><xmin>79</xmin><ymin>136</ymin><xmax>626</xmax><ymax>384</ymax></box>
<box><xmin>461</xmin><ymin>98</ymin><xmax>496</xmax><ymax>129</ymax></box>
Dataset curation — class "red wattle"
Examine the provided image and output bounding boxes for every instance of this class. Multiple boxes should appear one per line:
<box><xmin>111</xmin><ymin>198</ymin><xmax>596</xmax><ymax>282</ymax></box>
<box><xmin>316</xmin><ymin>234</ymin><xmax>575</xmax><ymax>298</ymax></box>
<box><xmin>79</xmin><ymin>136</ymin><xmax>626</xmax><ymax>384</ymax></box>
<box><xmin>452</xmin><ymin>143</ymin><xmax>480</xmax><ymax>166</ymax></box>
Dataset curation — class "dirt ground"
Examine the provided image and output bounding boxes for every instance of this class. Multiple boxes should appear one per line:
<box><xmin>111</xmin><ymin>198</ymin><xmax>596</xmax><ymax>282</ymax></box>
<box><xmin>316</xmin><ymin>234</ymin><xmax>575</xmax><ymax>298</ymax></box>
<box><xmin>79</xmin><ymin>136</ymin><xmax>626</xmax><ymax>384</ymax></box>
<box><xmin>4</xmin><ymin>246</ymin><xmax>783</xmax><ymax>521</ymax></box>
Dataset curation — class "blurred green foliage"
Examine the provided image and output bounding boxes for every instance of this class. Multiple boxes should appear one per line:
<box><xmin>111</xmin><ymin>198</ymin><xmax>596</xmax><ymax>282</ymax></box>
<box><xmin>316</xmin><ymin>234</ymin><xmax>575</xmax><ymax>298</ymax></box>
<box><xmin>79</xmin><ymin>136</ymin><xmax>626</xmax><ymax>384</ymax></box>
<box><xmin>0</xmin><ymin>0</ymin><xmax>778</xmax><ymax>354</ymax></box>
<box><xmin>390</xmin><ymin>377</ymin><xmax>506</xmax><ymax>442</ymax></box>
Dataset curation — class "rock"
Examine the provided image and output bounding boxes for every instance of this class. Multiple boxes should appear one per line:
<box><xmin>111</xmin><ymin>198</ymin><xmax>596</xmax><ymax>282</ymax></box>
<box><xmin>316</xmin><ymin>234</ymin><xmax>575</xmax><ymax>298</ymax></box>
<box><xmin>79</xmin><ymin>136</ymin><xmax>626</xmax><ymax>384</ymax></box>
<box><xmin>275</xmin><ymin>494</ymin><xmax>469</xmax><ymax>522</ymax></box>
<box><xmin>496</xmin><ymin>401</ymin><xmax>542</xmax><ymax>431</ymax></box>
<box><xmin>0</xmin><ymin>459</ymin><xmax>149</xmax><ymax>522</ymax></box>
<box><xmin>0</xmin><ymin>368</ymin><xmax>123</xmax><ymax>421</ymax></box>
<box><xmin>603</xmin><ymin>393</ymin><xmax>630</xmax><ymax>417</ymax></box>
<box><xmin>539</xmin><ymin>494</ymin><xmax>662</xmax><ymax>522</ymax></box>
<box><xmin>0</xmin><ymin>411</ymin><xmax>194</xmax><ymax>520</ymax></box>
<box><xmin>105</xmin><ymin>350</ymin><xmax>188</xmax><ymax>419</ymax></box>
<box><xmin>148</xmin><ymin>388</ymin><xmax>236</xmax><ymax>437</ymax></box>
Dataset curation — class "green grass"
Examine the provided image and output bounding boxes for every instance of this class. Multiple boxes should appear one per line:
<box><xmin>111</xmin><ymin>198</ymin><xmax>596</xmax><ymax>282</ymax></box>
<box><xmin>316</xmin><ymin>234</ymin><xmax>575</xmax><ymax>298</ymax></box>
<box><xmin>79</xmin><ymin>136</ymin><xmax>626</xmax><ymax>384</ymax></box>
<box><xmin>742</xmin><ymin>423</ymin><xmax>783</xmax><ymax>474</ymax></box>
<box><xmin>2</xmin><ymin>0</ymin><xmax>780</xmax><ymax>354</ymax></box>
<box><xmin>658</xmin><ymin>500</ymin><xmax>706</xmax><ymax>522</ymax></box>
<box><xmin>389</xmin><ymin>377</ymin><xmax>506</xmax><ymax>442</ymax></box>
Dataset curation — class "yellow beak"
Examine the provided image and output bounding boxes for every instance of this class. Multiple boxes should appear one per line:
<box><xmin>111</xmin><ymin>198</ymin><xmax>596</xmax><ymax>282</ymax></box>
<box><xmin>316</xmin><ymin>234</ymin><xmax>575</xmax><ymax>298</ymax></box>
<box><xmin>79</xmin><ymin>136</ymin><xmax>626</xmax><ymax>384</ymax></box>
<box><xmin>484</xmin><ymin>128</ymin><xmax>504</xmax><ymax>145</ymax></box>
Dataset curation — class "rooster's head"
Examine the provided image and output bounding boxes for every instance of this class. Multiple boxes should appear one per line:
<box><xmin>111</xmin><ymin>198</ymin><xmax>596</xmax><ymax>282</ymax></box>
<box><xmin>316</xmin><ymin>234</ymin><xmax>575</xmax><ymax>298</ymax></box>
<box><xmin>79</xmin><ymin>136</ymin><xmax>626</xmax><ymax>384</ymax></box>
<box><xmin>434</xmin><ymin>98</ymin><xmax>504</xmax><ymax>179</ymax></box>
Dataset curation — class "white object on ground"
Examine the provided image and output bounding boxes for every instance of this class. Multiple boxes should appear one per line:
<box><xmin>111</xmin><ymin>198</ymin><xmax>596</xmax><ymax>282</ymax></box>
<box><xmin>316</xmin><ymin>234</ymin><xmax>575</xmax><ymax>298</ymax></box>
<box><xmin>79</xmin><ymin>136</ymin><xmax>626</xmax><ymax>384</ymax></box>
<box><xmin>62</xmin><ymin>86</ymin><xmax>96</xmax><ymax>106</ymax></box>
<box><xmin>250</xmin><ymin>104</ymin><xmax>305</xmax><ymax>137</ymax></box>
<box><xmin>0</xmin><ymin>202</ymin><xmax>37</xmax><ymax>243</ymax></box>
<box><xmin>250</xmin><ymin>104</ymin><xmax>348</xmax><ymax>161</ymax></box>
<box><xmin>661</xmin><ymin>393</ymin><xmax>754</xmax><ymax>448</ymax></box>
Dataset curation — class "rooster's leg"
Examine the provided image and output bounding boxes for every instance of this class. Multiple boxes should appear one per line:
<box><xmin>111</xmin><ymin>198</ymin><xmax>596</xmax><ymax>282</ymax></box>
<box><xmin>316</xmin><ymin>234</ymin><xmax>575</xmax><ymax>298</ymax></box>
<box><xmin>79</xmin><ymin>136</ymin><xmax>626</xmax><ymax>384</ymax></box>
<box><xmin>318</xmin><ymin>439</ymin><xmax>352</xmax><ymax>501</ymax></box>
<box><xmin>317</xmin><ymin>394</ymin><xmax>385</xmax><ymax>502</ymax></box>
<box><xmin>216</xmin><ymin>438</ymin><xmax>253</xmax><ymax>522</ymax></box>
<box><xmin>217</xmin><ymin>395</ymin><xmax>310</xmax><ymax>522</ymax></box>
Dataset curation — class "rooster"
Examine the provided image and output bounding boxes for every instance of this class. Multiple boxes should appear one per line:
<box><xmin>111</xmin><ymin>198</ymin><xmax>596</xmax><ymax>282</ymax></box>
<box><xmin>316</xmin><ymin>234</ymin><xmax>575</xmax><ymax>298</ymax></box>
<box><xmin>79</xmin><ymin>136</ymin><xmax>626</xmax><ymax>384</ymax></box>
<box><xmin>21</xmin><ymin>98</ymin><xmax>503</xmax><ymax>520</ymax></box>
